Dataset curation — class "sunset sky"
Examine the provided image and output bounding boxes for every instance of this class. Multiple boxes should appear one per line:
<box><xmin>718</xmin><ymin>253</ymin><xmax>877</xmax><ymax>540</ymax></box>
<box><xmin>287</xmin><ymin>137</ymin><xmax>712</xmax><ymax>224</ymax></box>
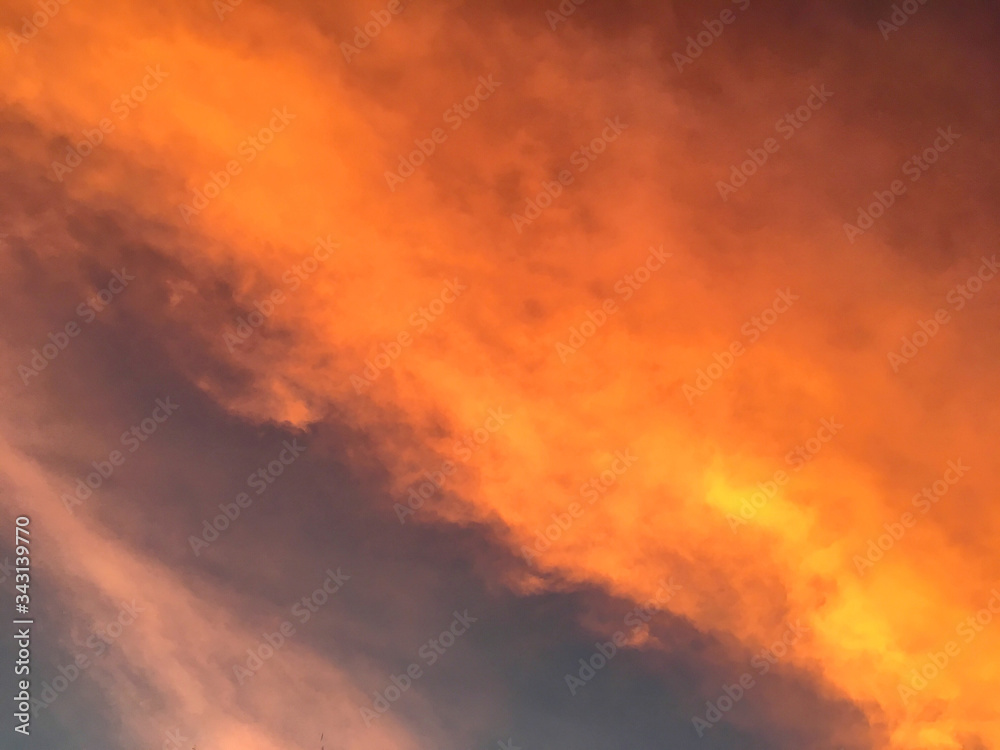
<box><xmin>1</xmin><ymin>1</ymin><xmax>999</xmax><ymax>749</ymax></box>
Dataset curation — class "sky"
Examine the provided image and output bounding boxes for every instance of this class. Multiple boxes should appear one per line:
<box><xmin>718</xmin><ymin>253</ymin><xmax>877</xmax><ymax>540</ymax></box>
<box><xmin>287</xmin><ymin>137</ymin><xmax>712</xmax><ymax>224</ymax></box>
<box><xmin>1</xmin><ymin>1</ymin><xmax>999</xmax><ymax>749</ymax></box>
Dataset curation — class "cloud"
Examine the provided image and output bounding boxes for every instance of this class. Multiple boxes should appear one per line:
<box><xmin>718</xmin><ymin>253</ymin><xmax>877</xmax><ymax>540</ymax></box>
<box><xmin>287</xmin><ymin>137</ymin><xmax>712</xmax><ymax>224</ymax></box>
<box><xmin>2</xmin><ymin>1</ymin><xmax>999</xmax><ymax>749</ymax></box>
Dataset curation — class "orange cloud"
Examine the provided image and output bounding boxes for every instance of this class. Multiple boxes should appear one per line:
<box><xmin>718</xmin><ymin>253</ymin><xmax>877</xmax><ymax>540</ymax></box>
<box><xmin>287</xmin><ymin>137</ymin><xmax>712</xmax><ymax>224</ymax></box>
<box><xmin>2</xmin><ymin>0</ymin><xmax>999</xmax><ymax>748</ymax></box>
